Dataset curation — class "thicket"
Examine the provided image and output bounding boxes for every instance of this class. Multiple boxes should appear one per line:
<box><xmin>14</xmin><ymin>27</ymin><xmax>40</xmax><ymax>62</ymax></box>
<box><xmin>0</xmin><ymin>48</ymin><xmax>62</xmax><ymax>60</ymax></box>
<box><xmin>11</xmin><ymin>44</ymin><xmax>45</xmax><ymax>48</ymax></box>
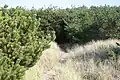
<box><xmin>0</xmin><ymin>5</ymin><xmax>55</xmax><ymax>80</ymax></box>
<box><xmin>35</xmin><ymin>5</ymin><xmax>120</xmax><ymax>45</ymax></box>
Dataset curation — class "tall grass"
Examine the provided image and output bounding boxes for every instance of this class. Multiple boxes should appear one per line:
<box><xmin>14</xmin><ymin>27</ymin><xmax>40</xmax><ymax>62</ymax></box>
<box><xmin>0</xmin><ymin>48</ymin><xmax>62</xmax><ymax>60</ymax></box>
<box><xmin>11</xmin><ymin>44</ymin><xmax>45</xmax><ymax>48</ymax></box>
<box><xmin>23</xmin><ymin>39</ymin><xmax>120</xmax><ymax>80</ymax></box>
<box><xmin>23</xmin><ymin>42</ymin><xmax>65</xmax><ymax>80</ymax></box>
<box><xmin>61</xmin><ymin>39</ymin><xmax>120</xmax><ymax>62</ymax></box>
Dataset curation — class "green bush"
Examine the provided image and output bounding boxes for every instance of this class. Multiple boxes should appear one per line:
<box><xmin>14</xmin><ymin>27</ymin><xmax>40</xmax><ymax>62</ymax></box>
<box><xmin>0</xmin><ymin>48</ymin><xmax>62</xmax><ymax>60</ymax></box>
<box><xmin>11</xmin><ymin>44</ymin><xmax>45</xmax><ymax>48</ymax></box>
<box><xmin>34</xmin><ymin>5</ymin><xmax>120</xmax><ymax>45</ymax></box>
<box><xmin>63</xmin><ymin>6</ymin><xmax>120</xmax><ymax>44</ymax></box>
<box><xmin>0</xmin><ymin>55</ymin><xmax>25</xmax><ymax>80</ymax></box>
<box><xmin>36</xmin><ymin>8</ymin><xmax>69</xmax><ymax>44</ymax></box>
<box><xmin>0</xmin><ymin>5</ymin><xmax>55</xmax><ymax>80</ymax></box>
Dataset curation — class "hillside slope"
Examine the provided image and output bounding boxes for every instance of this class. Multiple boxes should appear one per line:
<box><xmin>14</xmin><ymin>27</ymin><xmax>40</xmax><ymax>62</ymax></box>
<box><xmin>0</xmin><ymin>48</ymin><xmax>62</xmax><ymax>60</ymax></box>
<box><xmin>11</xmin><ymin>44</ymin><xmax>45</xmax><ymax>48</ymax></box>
<box><xmin>24</xmin><ymin>39</ymin><xmax>120</xmax><ymax>80</ymax></box>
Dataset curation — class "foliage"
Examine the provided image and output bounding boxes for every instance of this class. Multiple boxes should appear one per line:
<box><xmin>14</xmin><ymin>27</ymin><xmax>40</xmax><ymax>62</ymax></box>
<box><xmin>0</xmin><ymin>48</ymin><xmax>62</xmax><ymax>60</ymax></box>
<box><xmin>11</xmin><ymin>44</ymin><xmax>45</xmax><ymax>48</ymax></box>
<box><xmin>63</xmin><ymin>6</ymin><xmax>120</xmax><ymax>44</ymax></box>
<box><xmin>0</xmin><ymin>5</ymin><xmax>55</xmax><ymax>80</ymax></box>
<box><xmin>0</xmin><ymin>55</ymin><xmax>25</xmax><ymax>80</ymax></box>
<box><xmin>34</xmin><ymin>5</ymin><xmax>120</xmax><ymax>44</ymax></box>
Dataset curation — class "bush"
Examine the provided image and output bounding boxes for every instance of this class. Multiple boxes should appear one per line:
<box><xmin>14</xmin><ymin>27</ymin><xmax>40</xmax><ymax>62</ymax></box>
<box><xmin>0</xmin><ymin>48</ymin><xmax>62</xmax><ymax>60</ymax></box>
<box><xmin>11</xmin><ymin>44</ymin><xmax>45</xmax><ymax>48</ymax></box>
<box><xmin>36</xmin><ymin>8</ymin><xmax>69</xmax><ymax>44</ymax></box>
<box><xmin>0</xmin><ymin>55</ymin><xmax>25</xmax><ymax>80</ymax></box>
<box><xmin>0</xmin><ymin>5</ymin><xmax>55</xmax><ymax>80</ymax></box>
<box><xmin>22</xmin><ymin>6</ymin><xmax>120</xmax><ymax>63</ymax></box>
<box><xmin>34</xmin><ymin>6</ymin><xmax>120</xmax><ymax>45</ymax></box>
<box><xmin>63</xmin><ymin>6</ymin><xmax>120</xmax><ymax>44</ymax></box>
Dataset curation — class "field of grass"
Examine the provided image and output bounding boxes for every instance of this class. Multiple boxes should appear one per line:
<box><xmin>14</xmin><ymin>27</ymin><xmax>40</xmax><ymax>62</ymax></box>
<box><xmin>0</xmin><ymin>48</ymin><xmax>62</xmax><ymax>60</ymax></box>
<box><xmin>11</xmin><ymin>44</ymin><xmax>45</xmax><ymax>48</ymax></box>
<box><xmin>23</xmin><ymin>39</ymin><xmax>120</xmax><ymax>80</ymax></box>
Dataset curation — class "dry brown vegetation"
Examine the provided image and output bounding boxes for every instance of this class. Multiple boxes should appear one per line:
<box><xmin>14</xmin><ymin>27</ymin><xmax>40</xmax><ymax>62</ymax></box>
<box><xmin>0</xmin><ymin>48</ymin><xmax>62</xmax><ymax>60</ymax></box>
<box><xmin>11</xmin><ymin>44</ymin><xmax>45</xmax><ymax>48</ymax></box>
<box><xmin>23</xmin><ymin>39</ymin><xmax>120</xmax><ymax>80</ymax></box>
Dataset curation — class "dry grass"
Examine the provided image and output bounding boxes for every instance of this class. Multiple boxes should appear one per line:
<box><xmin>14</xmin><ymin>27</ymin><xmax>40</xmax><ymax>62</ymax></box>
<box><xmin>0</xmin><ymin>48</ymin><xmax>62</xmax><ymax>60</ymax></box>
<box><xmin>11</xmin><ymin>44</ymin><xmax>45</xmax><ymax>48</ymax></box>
<box><xmin>23</xmin><ymin>42</ymin><xmax>66</xmax><ymax>80</ymax></box>
<box><xmin>65</xmin><ymin>39</ymin><xmax>120</xmax><ymax>61</ymax></box>
<box><xmin>23</xmin><ymin>39</ymin><xmax>120</xmax><ymax>80</ymax></box>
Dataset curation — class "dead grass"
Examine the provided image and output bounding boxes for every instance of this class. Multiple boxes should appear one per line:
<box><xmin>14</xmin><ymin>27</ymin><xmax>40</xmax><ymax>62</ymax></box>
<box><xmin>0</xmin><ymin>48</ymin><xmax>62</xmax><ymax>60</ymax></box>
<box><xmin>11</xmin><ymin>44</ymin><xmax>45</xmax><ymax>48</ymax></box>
<box><xmin>23</xmin><ymin>42</ymin><xmax>66</xmax><ymax>80</ymax></box>
<box><xmin>23</xmin><ymin>39</ymin><xmax>120</xmax><ymax>80</ymax></box>
<box><xmin>62</xmin><ymin>39</ymin><xmax>120</xmax><ymax>61</ymax></box>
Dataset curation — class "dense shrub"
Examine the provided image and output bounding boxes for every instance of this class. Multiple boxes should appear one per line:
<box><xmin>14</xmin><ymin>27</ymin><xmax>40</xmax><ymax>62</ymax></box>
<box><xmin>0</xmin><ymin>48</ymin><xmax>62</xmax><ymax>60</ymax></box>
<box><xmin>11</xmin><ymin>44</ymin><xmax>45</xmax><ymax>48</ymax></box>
<box><xmin>0</xmin><ymin>5</ymin><xmax>55</xmax><ymax>80</ymax></box>
<box><xmin>0</xmin><ymin>55</ymin><xmax>25</xmax><ymax>80</ymax></box>
<box><xmin>36</xmin><ymin>8</ymin><xmax>69</xmax><ymax>44</ymax></box>
<box><xmin>33</xmin><ymin>5</ymin><xmax>120</xmax><ymax>45</ymax></box>
<box><xmin>63</xmin><ymin>6</ymin><xmax>120</xmax><ymax>44</ymax></box>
